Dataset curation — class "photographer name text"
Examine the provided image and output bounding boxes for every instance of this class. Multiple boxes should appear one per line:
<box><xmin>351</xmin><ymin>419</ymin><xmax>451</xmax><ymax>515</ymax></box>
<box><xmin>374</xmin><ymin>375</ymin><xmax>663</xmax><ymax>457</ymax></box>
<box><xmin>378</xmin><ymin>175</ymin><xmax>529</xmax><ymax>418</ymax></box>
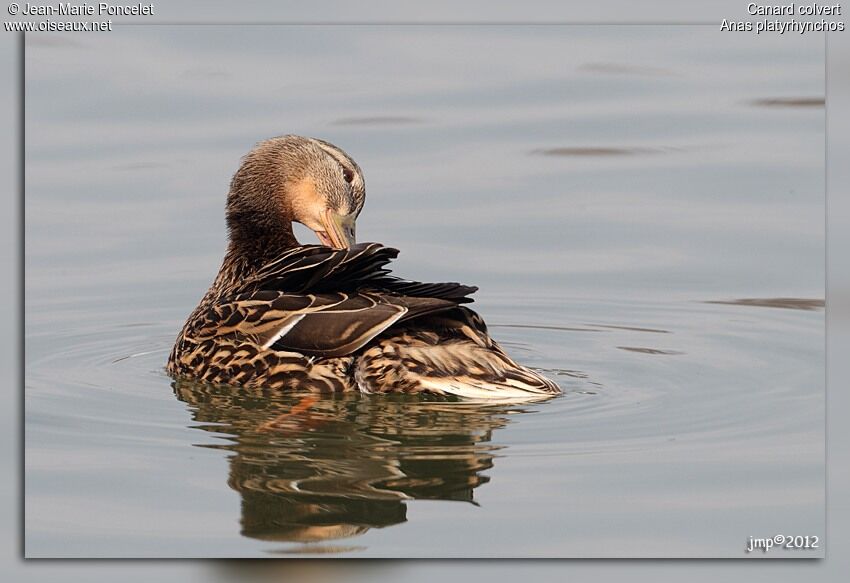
<box><xmin>13</xmin><ymin>2</ymin><xmax>153</xmax><ymax>16</ymax></box>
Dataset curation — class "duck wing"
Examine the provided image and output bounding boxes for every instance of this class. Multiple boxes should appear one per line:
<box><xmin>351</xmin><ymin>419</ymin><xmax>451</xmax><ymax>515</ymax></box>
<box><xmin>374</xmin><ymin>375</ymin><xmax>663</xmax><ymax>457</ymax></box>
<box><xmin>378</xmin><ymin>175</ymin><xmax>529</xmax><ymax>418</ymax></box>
<box><xmin>247</xmin><ymin>242</ymin><xmax>477</xmax><ymax>302</ymax></box>
<box><xmin>192</xmin><ymin>290</ymin><xmax>458</xmax><ymax>358</ymax></box>
<box><xmin>191</xmin><ymin>243</ymin><xmax>477</xmax><ymax>358</ymax></box>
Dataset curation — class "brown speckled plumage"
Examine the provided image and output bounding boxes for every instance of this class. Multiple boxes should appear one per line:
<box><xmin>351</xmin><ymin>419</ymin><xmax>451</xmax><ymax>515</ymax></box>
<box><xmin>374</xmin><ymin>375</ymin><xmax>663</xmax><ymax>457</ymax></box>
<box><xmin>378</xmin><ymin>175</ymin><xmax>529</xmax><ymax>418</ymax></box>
<box><xmin>167</xmin><ymin>135</ymin><xmax>560</xmax><ymax>400</ymax></box>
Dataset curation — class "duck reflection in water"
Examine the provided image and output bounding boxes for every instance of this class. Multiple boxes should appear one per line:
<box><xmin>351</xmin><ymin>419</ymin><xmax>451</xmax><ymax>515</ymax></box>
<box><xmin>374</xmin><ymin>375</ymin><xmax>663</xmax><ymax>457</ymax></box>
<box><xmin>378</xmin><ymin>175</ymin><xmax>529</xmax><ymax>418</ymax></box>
<box><xmin>173</xmin><ymin>379</ymin><xmax>531</xmax><ymax>545</ymax></box>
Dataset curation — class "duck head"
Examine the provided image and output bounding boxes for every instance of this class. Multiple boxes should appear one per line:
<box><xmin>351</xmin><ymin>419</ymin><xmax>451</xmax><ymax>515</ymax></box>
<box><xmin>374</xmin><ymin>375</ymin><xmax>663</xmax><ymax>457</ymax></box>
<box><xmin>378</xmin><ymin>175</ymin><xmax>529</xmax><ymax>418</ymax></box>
<box><xmin>226</xmin><ymin>135</ymin><xmax>365</xmax><ymax>252</ymax></box>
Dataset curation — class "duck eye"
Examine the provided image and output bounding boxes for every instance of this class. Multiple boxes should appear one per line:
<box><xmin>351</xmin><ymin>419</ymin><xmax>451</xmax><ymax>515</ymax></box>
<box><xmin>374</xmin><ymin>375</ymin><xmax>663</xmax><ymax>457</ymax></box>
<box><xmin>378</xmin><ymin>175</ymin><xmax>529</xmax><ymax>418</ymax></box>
<box><xmin>342</xmin><ymin>167</ymin><xmax>354</xmax><ymax>184</ymax></box>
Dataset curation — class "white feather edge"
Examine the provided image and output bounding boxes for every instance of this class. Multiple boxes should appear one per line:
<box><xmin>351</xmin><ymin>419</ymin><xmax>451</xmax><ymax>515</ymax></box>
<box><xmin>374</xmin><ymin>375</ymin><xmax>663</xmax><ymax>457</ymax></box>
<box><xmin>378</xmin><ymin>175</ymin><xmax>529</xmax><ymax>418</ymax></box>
<box><xmin>261</xmin><ymin>314</ymin><xmax>307</xmax><ymax>349</ymax></box>
<box><xmin>414</xmin><ymin>378</ymin><xmax>558</xmax><ymax>403</ymax></box>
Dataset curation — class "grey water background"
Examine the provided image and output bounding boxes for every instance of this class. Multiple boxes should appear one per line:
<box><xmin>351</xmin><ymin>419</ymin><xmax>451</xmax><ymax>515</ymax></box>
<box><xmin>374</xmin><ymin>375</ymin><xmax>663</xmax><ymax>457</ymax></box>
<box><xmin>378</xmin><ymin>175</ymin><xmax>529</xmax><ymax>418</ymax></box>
<box><xmin>23</xmin><ymin>26</ymin><xmax>824</xmax><ymax>558</ymax></box>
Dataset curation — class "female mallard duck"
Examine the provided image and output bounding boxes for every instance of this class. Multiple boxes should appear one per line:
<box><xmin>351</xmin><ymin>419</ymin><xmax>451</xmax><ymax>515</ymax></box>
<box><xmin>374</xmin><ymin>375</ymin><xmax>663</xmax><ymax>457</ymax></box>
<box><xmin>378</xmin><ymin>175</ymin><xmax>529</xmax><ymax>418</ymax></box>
<box><xmin>167</xmin><ymin>135</ymin><xmax>560</xmax><ymax>400</ymax></box>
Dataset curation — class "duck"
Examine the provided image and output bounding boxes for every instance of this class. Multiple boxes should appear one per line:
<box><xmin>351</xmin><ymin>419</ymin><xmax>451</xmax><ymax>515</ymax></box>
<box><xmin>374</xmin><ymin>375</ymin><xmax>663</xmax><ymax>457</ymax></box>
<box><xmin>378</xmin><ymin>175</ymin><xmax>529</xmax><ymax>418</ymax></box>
<box><xmin>166</xmin><ymin>135</ymin><xmax>560</xmax><ymax>400</ymax></box>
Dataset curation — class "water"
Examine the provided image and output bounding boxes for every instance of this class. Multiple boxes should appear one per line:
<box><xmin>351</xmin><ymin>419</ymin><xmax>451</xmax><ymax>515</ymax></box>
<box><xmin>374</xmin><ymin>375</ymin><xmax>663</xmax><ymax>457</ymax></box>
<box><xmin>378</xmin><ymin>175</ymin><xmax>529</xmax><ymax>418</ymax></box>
<box><xmin>24</xmin><ymin>26</ymin><xmax>824</xmax><ymax>557</ymax></box>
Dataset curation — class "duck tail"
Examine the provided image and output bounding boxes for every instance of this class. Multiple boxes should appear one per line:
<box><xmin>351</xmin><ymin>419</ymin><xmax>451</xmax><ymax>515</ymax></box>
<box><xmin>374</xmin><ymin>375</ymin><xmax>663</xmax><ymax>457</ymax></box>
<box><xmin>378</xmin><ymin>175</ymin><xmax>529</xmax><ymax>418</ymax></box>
<box><xmin>355</xmin><ymin>330</ymin><xmax>561</xmax><ymax>403</ymax></box>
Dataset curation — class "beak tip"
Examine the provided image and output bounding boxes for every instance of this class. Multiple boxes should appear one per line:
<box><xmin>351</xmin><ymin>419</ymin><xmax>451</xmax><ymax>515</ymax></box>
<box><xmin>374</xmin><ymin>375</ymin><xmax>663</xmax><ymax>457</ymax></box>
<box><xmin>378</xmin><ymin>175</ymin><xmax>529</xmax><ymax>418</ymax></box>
<box><xmin>320</xmin><ymin>209</ymin><xmax>357</xmax><ymax>249</ymax></box>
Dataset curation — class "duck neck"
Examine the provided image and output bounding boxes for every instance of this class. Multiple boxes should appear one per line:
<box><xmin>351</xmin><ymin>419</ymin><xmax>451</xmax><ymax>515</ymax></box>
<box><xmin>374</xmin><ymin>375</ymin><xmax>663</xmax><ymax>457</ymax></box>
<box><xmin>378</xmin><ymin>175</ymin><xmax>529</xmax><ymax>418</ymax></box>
<box><xmin>206</xmin><ymin>227</ymin><xmax>297</xmax><ymax>300</ymax></box>
<box><xmin>227</xmin><ymin>221</ymin><xmax>299</xmax><ymax>267</ymax></box>
<box><xmin>225</xmin><ymin>202</ymin><xmax>301</xmax><ymax>268</ymax></box>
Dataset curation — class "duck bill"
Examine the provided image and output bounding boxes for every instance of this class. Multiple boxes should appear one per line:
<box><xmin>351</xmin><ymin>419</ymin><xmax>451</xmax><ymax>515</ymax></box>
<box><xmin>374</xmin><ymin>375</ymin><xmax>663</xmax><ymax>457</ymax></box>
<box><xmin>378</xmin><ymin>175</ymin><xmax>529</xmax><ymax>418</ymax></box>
<box><xmin>319</xmin><ymin>209</ymin><xmax>356</xmax><ymax>249</ymax></box>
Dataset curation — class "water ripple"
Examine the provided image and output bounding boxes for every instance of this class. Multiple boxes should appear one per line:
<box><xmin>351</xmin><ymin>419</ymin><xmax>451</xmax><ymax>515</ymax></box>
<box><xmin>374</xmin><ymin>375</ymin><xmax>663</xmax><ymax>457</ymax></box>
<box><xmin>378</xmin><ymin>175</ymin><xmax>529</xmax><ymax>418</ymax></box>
<box><xmin>704</xmin><ymin>297</ymin><xmax>824</xmax><ymax>311</ymax></box>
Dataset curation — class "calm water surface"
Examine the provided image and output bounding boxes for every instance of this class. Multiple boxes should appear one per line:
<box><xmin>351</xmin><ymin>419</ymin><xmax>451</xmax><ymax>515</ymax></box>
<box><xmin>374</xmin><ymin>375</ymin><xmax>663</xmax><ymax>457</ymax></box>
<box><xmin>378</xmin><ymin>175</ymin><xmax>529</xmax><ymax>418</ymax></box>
<box><xmin>25</xmin><ymin>26</ymin><xmax>824</xmax><ymax>557</ymax></box>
